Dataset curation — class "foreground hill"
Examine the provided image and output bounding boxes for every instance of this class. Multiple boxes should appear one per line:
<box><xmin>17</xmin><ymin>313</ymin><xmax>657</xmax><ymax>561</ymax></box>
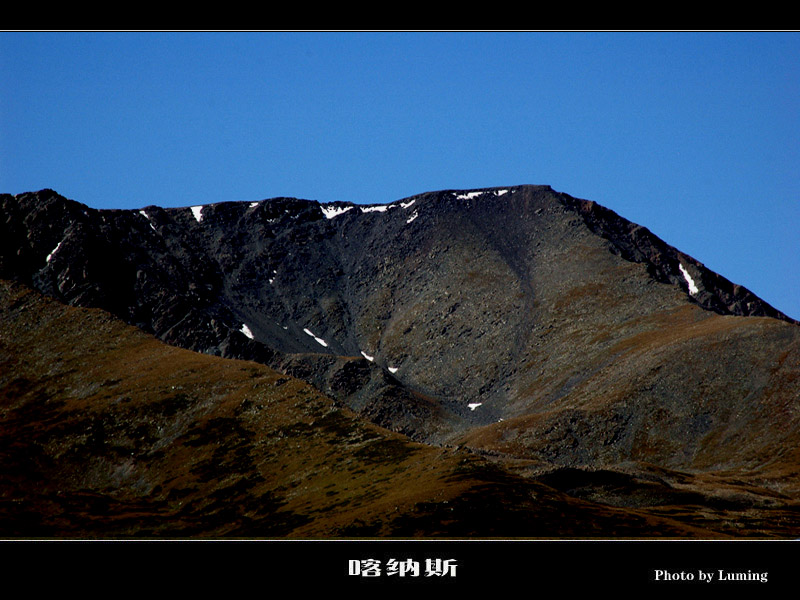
<box><xmin>2</xmin><ymin>185</ymin><xmax>799</xmax><ymax>537</ymax></box>
<box><xmin>1</xmin><ymin>278</ymin><xmax>732</xmax><ymax>537</ymax></box>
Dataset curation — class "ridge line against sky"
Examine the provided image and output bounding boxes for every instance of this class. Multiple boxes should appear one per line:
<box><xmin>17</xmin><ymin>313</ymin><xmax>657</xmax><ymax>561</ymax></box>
<box><xmin>1</xmin><ymin>31</ymin><xmax>798</xmax><ymax>319</ymax></box>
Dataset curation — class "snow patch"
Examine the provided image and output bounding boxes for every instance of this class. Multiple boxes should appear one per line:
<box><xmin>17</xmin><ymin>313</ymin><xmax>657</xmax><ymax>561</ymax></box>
<box><xmin>139</xmin><ymin>210</ymin><xmax>157</xmax><ymax>232</ymax></box>
<box><xmin>468</xmin><ymin>403</ymin><xmax>483</xmax><ymax>411</ymax></box>
<box><xmin>46</xmin><ymin>240</ymin><xmax>63</xmax><ymax>263</ymax></box>
<box><xmin>456</xmin><ymin>189</ymin><xmax>508</xmax><ymax>200</ymax></box>
<box><xmin>406</xmin><ymin>211</ymin><xmax>419</xmax><ymax>224</ymax></box>
<box><xmin>249</xmin><ymin>202</ymin><xmax>259</xmax><ymax>208</ymax></box>
<box><xmin>679</xmin><ymin>263</ymin><xmax>699</xmax><ymax>295</ymax></box>
<box><xmin>190</xmin><ymin>206</ymin><xmax>204</xmax><ymax>223</ymax></box>
<box><xmin>360</xmin><ymin>351</ymin><xmax>374</xmax><ymax>361</ymax></box>
<box><xmin>360</xmin><ymin>205</ymin><xmax>391</xmax><ymax>213</ymax></box>
<box><xmin>303</xmin><ymin>328</ymin><xmax>328</xmax><ymax>348</ymax></box>
<box><xmin>400</xmin><ymin>199</ymin><xmax>416</xmax><ymax>209</ymax></box>
<box><xmin>321</xmin><ymin>205</ymin><xmax>353</xmax><ymax>219</ymax></box>
<box><xmin>240</xmin><ymin>324</ymin><xmax>255</xmax><ymax>340</ymax></box>
<box><xmin>388</xmin><ymin>366</ymin><xmax>399</xmax><ymax>374</ymax></box>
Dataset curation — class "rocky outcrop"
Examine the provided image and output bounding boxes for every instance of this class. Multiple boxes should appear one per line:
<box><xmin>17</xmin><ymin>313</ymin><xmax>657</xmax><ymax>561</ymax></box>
<box><xmin>559</xmin><ymin>193</ymin><xmax>795</xmax><ymax>322</ymax></box>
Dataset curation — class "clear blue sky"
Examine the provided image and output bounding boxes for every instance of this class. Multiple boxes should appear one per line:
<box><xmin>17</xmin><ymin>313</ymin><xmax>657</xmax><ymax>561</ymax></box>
<box><xmin>2</xmin><ymin>31</ymin><xmax>798</xmax><ymax>319</ymax></box>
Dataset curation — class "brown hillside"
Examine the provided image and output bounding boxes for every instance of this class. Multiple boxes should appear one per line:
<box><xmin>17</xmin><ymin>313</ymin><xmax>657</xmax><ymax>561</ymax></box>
<box><xmin>2</xmin><ymin>278</ymin><xmax>732</xmax><ymax>538</ymax></box>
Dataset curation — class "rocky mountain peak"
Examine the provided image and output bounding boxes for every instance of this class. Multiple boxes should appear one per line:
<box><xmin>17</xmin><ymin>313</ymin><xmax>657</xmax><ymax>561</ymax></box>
<box><xmin>2</xmin><ymin>185</ymin><xmax>797</xmax><ymax>441</ymax></box>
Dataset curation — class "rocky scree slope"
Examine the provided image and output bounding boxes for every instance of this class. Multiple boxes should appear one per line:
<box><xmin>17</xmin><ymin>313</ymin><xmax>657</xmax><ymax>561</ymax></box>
<box><xmin>2</xmin><ymin>185</ymin><xmax>800</xmax><ymax>530</ymax></box>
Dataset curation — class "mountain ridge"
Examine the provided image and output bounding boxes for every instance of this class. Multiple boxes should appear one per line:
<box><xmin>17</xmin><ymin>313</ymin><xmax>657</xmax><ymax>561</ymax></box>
<box><xmin>4</xmin><ymin>185</ymin><xmax>794</xmax><ymax>325</ymax></box>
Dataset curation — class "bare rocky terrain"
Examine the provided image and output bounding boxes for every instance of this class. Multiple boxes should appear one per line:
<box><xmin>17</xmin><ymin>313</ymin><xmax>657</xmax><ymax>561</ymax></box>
<box><xmin>2</xmin><ymin>185</ymin><xmax>799</xmax><ymax>537</ymax></box>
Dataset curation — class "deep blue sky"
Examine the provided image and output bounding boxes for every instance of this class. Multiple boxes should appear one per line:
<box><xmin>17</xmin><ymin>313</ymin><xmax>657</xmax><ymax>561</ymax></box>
<box><xmin>2</xmin><ymin>31</ymin><xmax>798</xmax><ymax>319</ymax></box>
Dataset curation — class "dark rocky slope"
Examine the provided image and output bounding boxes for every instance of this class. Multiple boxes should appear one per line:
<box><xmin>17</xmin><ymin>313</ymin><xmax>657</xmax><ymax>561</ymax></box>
<box><xmin>2</xmin><ymin>185</ymin><xmax>799</xmax><ymax>536</ymax></box>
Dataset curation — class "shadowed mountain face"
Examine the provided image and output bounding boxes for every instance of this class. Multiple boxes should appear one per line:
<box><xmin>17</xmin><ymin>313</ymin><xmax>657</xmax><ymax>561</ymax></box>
<box><xmin>2</xmin><ymin>185</ymin><xmax>799</xmax><ymax>537</ymax></box>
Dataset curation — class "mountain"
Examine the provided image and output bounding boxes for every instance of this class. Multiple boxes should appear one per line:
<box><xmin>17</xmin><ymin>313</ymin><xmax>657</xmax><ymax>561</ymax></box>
<box><xmin>2</xmin><ymin>185</ymin><xmax>799</xmax><ymax>537</ymax></box>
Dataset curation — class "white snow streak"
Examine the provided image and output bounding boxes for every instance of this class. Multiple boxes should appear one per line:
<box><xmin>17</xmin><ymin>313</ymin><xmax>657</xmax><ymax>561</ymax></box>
<box><xmin>360</xmin><ymin>351</ymin><xmax>374</xmax><ymax>362</ymax></box>
<box><xmin>190</xmin><ymin>206</ymin><xmax>204</xmax><ymax>223</ymax></box>
<box><xmin>139</xmin><ymin>210</ymin><xmax>157</xmax><ymax>232</ymax></box>
<box><xmin>303</xmin><ymin>328</ymin><xmax>329</xmax><ymax>347</ymax></box>
<box><xmin>468</xmin><ymin>403</ymin><xmax>482</xmax><ymax>411</ymax></box>
<box><xmin>240</xmin><ymin>324</ymin><xmax>255</xmax><ymax>340</ymax></box>
<box><xmin>406</xmin><ymin>211</ymin><xmax>419</xmax><ymax>224</ymax></box>
<box><xmin>46</xmin><ymin>240</ymin><xmax>63</xmax><ymax>263</ymax></box>
<box><xmin>388</xmin><ymin>366</ymin><xmax>399</xmax><ymax>374</ymax></box>
<box><xmin>321</xmin><ymin>205</ymin><xmax>353</xmax><ymax>219</ymax></box>
<box><xmin>679</xmin><ymin>263</ymin><xmax>699</xmax><ymax>295</ymax></box>
<box><xmin>323</xmin><ymin>198</ymin><xmax>416</xmax><ymax>218</ymax></box>
<box><xmin>456</xmin><ymin>189</ymin><xmax>508</xmax><ymax>200</ymax></box>
<box><xmin>249</xmin><ymin>202</ymin><xmax>259</xmax><ymax>208</ymax></box>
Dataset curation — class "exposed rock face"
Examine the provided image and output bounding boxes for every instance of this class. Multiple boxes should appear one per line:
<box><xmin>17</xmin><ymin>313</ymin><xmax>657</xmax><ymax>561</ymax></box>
<box><xmin>2</xmin><ymin>185</ymin><xmax>800</xmax><ymax>537</ymax></box>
